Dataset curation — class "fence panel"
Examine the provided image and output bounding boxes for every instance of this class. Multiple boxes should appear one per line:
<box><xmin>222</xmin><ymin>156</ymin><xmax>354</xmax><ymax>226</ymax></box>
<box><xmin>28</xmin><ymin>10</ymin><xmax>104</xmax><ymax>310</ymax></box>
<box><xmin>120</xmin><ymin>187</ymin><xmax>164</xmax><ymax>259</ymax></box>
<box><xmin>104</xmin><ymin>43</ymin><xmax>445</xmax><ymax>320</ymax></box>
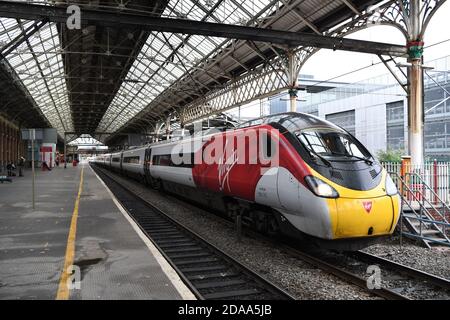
<box><xmin>382</xmin><ymin>161</ymin><xmax>450</xmax><ymax>204</ymax></box>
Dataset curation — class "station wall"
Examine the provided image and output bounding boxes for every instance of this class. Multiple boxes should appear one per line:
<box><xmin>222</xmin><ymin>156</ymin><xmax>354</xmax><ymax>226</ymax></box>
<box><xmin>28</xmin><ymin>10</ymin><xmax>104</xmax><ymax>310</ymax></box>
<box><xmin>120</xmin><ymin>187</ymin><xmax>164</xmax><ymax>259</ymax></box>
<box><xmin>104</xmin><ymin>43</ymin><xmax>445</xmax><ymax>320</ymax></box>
<box><xmin>0</xmin><ymin>115</ymin><xmax>26</xmax><ymax>171</ymax></box>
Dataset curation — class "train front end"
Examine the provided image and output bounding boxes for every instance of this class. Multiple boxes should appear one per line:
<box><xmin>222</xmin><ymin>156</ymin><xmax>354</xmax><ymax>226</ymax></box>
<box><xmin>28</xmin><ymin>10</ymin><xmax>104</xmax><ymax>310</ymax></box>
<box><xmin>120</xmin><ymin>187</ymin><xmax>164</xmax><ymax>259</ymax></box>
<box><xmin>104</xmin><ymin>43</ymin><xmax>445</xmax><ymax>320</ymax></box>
<box><xmin>304</xmin><ymin>165</ymin><xmax>401</xmax><ymax>241</ymax></box>
<box><xmin>267</xmin><ymin>113</ymin><xmax>401</xmax><ymax>249</ymax></box>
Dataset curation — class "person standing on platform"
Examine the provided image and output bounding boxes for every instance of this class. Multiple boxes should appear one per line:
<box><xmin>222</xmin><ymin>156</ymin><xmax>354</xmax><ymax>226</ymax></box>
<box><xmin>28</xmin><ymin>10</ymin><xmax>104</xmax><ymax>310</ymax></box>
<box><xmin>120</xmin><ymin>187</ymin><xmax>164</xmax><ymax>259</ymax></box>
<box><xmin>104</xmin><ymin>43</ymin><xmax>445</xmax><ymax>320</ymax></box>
<box><xmin>18</xmin><ymin>157</ymin><xmax>25</xmax><ymax>177</ymax></box>
<box><xmin>6</xmin><ymin>162</ymin><xmax>12</xmax><ymax>176</ymax></box>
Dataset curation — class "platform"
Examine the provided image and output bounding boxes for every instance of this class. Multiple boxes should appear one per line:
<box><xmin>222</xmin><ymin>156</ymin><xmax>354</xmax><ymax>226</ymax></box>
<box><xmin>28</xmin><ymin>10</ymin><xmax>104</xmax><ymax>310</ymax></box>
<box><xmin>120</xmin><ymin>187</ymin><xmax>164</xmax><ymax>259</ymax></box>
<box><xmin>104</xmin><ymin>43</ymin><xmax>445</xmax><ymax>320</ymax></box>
<box><xmin>0</xmin><ymin>163</ymin><xmax>194</xmax><ymax>300</ymax></box>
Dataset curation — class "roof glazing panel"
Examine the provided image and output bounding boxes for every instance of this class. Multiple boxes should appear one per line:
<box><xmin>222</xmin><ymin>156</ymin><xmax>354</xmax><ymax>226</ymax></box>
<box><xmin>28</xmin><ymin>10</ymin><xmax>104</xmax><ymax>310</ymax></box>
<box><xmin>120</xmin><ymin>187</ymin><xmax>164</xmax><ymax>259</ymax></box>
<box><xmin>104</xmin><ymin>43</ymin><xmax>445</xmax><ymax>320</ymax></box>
<box><xmin>0</xmin><ymin>16</ymin><xmax>73</xmax><ymax>136</ymax></box>
<box><xmin>97</xmin><ymin>0</ymin><xmax>281</xmax><ymax>133</ymax></box>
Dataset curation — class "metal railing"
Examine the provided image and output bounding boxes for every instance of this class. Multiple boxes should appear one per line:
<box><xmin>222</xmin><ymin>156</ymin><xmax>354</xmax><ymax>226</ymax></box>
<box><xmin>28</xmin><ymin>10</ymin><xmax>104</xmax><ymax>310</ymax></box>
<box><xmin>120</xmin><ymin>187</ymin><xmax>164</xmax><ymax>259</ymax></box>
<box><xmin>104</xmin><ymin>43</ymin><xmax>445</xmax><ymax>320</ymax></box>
<box><xmin>383</xmin><ymin>161</ymin><xmax>450</xmax><ymax>203</ymax></box>
<box><xmin>389</xmin><ymin>171</ymin><xmax>450</xmax><ymax>247</ymax></box>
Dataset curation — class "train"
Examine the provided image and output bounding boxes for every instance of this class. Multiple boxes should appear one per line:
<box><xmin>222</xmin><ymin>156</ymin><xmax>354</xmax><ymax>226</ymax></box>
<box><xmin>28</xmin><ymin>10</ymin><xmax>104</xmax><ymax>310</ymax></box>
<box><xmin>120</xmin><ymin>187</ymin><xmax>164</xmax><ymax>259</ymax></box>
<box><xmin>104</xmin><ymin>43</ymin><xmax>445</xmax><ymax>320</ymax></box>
<box><xmin>91</xmin><ymin>112</ymin><xmax>401</xmax><ymax>250</ymax></box>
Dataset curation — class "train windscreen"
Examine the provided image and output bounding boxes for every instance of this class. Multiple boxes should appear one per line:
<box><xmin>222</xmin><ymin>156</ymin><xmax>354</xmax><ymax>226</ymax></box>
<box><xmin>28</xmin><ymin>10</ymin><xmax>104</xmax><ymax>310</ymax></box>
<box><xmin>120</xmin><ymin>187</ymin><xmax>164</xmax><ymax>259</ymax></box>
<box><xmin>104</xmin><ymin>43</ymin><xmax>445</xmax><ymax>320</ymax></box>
<box><xmin>295</xmin><ymin>128</ymin><xmax>373</xmax><ymax>163</ymax></box>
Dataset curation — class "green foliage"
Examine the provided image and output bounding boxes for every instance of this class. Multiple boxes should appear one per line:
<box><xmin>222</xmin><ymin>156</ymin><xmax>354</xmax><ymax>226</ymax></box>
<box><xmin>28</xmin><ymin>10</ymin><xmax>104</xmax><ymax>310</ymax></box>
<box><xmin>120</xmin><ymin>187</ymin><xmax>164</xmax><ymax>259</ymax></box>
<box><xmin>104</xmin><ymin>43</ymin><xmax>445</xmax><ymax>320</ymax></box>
<box><xmin>376</xmin><ymin>149</ymin><xmax>403</xmax><ymax>163</ymax></box>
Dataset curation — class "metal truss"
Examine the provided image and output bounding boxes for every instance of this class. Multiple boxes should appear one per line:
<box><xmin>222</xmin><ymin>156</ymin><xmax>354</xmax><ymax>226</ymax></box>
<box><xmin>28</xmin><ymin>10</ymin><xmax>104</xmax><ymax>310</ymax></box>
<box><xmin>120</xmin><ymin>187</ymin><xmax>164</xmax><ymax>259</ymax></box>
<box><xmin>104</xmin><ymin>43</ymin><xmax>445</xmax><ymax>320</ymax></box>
<box><xmin>328</xmin><ymin>0</ymin><xmax>447</xmax><ymax>41</ymax></box>
<box><xmin>0</xmin><ymin>0</ymin><xmax>446</xmax><ymax>142</ymax></box>
<box><xmin>0</xmin><ymin>1</ymin><xmax>406</xmax><ymax>55</ymax></box>
<box><xmin>178</xmin><ymin>0</ymin><xmax>447</xmax><ymax>125</ymax></box>
<box><xmin>178</xmin><ymin>0</ymin><xmax>397</xmax><ymax>125</ymax></box>
<box><xmin>181</xmin><ymin>59</ymin><xmax>287</xmax><ymax>124</ymax></box>
<box><xmin>98</xmin><ymin>0</ymin><xmax>408</xmax><ymax>134</ymax></box>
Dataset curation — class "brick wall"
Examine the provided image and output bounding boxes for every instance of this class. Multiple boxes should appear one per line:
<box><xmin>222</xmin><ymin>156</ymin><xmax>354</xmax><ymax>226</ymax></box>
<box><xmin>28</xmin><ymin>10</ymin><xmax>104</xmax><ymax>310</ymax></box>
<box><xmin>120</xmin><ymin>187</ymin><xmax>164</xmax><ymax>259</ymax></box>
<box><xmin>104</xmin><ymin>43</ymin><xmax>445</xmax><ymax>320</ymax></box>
<box><xmin>0</xmin><ymin>116</ymin><xmax>26</xmax><ymax>169</ymax></box>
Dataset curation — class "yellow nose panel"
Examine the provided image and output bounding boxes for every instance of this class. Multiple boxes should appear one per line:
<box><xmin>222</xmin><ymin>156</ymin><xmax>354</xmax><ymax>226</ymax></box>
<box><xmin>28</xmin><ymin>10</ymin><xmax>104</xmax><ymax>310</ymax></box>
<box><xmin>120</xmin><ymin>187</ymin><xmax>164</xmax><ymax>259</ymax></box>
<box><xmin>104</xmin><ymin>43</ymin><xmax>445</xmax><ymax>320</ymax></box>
<box><xmin>334</xmin><ymin>196</ymin><xmax>395</xmax><ymax>238</ymax></box>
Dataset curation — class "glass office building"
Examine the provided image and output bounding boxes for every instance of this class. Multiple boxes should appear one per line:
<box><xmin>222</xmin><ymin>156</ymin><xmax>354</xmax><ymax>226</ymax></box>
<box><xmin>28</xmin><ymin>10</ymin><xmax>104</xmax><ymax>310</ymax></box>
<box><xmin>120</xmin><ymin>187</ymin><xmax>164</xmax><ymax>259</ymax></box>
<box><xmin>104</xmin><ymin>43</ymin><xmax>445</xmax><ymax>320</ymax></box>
<box><xmin>269</xmin><ymin>56</ymin><xmax>450</xmax><ymax>161</ymax></box>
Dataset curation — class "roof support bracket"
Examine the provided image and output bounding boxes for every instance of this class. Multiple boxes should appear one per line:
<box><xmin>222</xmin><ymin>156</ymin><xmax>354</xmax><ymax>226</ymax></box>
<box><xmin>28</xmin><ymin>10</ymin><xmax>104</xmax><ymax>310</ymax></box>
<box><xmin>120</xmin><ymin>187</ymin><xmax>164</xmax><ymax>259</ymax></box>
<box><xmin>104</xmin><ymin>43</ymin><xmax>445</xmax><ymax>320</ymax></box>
<box><xmin>378</xmin><ymin>54</ymin><xmax>408</xmax><ymax>93</ymax></box>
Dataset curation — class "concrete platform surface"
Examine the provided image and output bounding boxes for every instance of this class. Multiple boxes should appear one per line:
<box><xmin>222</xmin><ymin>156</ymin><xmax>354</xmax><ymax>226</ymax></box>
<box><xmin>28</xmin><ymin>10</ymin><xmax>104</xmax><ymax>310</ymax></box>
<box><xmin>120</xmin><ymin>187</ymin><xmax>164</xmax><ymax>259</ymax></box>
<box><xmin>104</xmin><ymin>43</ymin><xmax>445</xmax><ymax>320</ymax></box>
<box><xmin>0</xmin><ymin>163</ymin><xmax>194</xmax><ymax>300</ymax></box>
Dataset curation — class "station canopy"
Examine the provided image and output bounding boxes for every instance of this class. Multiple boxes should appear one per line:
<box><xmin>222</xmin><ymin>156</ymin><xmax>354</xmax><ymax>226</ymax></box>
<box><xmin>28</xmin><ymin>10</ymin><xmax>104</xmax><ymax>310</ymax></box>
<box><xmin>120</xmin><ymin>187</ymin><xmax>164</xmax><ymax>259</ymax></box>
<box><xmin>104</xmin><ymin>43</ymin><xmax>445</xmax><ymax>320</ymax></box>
<box><xmin>0</xmin><ymin>0</ymin><xmax>394</xmax><ymax>143</ymax></box>
<box><xmin>68</xmin><ymin>134</ymin><xmax>108</xmax><ymax>151</ymax></box>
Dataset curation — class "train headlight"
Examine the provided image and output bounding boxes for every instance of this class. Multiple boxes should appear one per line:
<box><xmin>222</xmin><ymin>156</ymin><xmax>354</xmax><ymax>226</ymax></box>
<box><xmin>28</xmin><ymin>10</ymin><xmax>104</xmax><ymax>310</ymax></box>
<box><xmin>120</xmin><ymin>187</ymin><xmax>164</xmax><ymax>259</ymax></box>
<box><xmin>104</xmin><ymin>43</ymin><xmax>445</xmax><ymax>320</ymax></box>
<box><xmin>385</xmin><ymin>174</ymin><xmax>398</xmax><ymax>196</ymax></box>
<box><xmin>305</xmin><ymin>176</ymin><xmax>339</xmax><ymax>198</ymax></box>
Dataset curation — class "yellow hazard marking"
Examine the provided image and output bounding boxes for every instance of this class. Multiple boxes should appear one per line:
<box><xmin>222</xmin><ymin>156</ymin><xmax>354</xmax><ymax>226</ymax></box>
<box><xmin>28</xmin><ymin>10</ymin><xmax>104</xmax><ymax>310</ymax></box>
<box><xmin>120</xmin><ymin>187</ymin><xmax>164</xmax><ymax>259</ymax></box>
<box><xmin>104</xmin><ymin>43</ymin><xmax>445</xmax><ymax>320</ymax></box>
<box><xmin>56</xmin><ymin>167</ymin><xmax>84</xmax><ymax>300</ymax></box>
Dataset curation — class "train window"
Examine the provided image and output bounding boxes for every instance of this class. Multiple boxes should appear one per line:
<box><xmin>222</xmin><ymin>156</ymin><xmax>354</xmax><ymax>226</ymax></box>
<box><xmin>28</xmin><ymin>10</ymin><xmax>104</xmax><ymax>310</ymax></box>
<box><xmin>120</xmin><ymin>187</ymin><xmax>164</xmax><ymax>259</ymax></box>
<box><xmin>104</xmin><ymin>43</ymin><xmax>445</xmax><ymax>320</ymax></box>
<box><xmin>153</xmin><ymin>154</ymin><xmax>171</xmax><ymax>166</ymax></box>
<box><xmin>112</xmin><ymin>157</ymin><xmax>120</xmax><ymax>162</ymax></box>
<box><xmin>123</xmin><ymin>156</ymin><xmax>140</xmax><ymax>164</ymax></box>
<box><xmin>152</xmin><ymin>154</ymin><xmax>195</xmax><ymax>168</ymax></box>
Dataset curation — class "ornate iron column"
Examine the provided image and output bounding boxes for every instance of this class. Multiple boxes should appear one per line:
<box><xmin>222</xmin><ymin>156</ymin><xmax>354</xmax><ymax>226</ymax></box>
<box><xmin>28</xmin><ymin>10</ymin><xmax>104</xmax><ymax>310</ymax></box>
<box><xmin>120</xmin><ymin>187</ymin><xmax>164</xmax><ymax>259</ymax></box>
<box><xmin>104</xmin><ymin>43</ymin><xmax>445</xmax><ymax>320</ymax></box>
<box><xmin>320</xmin><ymin>0</ymin><xmax>446</xmax><ymax>165</ymax></box>
<box><xmin>286</xmin><ymin>50</ymin><xmax>298</xmax><ymax>112</ymax></box>
<box><xmin>382</xmin><ymin>0</ymin><xmax>446</xmax><ymax>165</ymax></box>
<box><xmin>406</xmin><ymin>0</ymin><xmax>425</xmax><ymax>166</ymax></box>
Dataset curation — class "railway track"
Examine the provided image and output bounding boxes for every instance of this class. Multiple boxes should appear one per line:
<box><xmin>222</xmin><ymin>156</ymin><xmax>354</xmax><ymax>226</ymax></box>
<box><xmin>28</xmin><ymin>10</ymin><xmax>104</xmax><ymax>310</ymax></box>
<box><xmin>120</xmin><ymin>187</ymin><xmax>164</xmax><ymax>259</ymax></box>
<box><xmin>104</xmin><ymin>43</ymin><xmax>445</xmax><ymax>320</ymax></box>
<box><xmin>93</xmin><ymin>165</ymin><xmax>450</xmax><ymax>300</ymax></box>
<box><xmin>352</xmin><ymin>250</ymin><xmax>450</xmax><ymax>290</ymax></box>
<box><xmin>93</xmin><ymin>166</ymin><xmax>294</xmax><ymax>300</ymax></box>
<box><xmin>285</xmin><ymin>246</ymin><xmax>450</xmax><ymax>300</ymax></box>
<box><xmin>345</xmin><ymin>250</ymin><xmax>450</xmax><ymax>299</ymax></box>
<box><xmin>274</xmin><ymin>245</ymin><xmax>408</xmax><ymax>300</ymax></box>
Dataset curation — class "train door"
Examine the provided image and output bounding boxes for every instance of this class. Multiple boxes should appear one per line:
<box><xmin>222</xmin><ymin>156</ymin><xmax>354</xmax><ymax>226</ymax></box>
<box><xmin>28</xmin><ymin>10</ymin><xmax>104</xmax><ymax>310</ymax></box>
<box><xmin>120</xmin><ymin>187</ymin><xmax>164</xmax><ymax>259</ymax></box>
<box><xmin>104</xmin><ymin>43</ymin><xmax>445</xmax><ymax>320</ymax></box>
<box><xmin>144</xmin><ymin>147</ymin><xmax>152</xmax><ymax>184</ymax></box>
<box><xmin>120</xmin><ymin>152</ymin><xmax>124</xmax><ymax>174</ymax></box>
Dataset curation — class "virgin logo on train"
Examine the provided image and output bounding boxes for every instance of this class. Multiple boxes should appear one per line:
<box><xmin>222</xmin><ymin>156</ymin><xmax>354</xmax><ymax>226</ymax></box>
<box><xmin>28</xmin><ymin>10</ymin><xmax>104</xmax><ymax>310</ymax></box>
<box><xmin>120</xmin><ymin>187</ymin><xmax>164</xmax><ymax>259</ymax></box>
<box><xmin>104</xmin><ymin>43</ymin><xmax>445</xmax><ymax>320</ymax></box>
<box><xmin>363</xmin><ymin>201</ymin><xmax>373</xmax><ymax>213</ymax></box>
<box><xmin>218</xmin><ymin>148</ymin><xmax>239</xmax><ymax>192</ymax></box>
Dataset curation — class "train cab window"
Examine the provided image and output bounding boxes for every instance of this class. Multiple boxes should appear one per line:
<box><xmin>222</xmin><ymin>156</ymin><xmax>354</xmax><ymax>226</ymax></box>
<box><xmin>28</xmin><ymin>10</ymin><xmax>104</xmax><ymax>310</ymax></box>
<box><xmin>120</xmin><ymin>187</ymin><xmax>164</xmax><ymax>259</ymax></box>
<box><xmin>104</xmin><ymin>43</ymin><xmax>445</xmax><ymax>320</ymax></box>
<box><xmin>298</xmin><ymin>131</ymin><xmax>328</xmax><ymax>154</ymax></box>
<box><xmin>296</xmin><ymin>128</ymin><xmax>372</xmax><ymax>162</ymax></box>
<box><xmin>339</xmin><ymin>136</ymin><xmax>366</xmax><ymax>158</ymax></box>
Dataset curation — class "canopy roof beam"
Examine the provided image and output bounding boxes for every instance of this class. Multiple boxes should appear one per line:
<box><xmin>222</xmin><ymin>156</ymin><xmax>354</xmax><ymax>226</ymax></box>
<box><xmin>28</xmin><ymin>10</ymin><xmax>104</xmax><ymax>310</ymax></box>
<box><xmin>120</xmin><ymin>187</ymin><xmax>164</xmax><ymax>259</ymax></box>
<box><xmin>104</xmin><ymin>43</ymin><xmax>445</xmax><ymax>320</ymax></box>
<box><xmin>0</xmin><ymin>1</ymin><xmax>407</xmax><ymax>57</ymax></box>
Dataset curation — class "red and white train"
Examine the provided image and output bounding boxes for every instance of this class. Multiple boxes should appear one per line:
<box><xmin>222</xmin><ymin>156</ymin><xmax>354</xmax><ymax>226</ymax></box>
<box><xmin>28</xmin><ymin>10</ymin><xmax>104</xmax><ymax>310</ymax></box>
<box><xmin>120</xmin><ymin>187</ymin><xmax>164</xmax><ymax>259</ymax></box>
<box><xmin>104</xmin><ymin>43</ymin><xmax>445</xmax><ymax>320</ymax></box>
<box><xmin>92</xmin><ymin>112</ymin><xmax>400</xmax><ymax>250</ymax></box>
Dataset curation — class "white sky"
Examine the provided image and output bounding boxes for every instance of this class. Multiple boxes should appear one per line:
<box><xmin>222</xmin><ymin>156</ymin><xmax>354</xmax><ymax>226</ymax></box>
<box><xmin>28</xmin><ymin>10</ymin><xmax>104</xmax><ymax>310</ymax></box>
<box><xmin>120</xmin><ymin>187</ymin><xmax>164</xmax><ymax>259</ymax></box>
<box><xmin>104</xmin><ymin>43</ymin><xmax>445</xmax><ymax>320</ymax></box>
<box><xmin>302</xmin><ymin>1</ymin><xmax>450</xmax><ymax>82</ymax></box>
<box><xmin>231</xmin><ymin>1</ymin><xmax>450</xmax><ymax>119</ymax></box>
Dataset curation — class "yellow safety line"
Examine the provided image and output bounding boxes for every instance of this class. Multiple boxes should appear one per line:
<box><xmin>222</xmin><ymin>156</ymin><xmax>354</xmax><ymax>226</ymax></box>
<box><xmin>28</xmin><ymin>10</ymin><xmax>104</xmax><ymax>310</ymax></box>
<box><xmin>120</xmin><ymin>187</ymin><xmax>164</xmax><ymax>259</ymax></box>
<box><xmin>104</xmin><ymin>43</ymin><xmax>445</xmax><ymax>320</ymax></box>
<box><xmin>56</xmin><ymin>166</ymin><xmax>84</xmax><ymax>300</ymax></box>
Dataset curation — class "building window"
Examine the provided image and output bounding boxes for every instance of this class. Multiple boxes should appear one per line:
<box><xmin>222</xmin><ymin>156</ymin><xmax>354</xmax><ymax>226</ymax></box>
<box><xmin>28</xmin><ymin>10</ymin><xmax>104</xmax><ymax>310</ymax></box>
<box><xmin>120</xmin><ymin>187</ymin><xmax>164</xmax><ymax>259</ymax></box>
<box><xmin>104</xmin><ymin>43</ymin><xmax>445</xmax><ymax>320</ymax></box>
<box><xmin>325</xmin><ymin>110</ymin><xmax>355</xmax><ymax>135</ymax></box>
<box><xmin>425</xmin><ymin>83</ymin><xmax>450</xmax><ymax>116</ymax></box>
<box><xmin>269</xmin><ymin>94</ymin><xmax>288</xmax><ymax>114</ymax></box>
<box><xmin>386</xmin><ymin>101</ymin><xmax>405</xmax><ymax>151</ymax></box>
<box><xmin>425</xmin><ymin>120</ymin><xmax>450</xmax><ymax>151</ymax></box>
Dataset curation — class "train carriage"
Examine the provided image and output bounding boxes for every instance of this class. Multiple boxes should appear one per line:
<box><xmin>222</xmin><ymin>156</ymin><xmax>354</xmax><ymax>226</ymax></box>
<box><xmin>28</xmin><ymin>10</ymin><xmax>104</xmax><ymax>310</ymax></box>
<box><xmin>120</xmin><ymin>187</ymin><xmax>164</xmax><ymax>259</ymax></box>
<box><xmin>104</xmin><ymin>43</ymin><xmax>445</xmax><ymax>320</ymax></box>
<box><xmin>110</xmin><ymin>152</ymin><xmax>122</xmax><ymax>173</ymax></box>
<box><xmin>121</xmin><ymin>147</ymin><xmax>146</xmax><ymax>181</ymax></box>
<box><xmin>91</xmin><ymin>112</ymin><xmax>401</xmax><ymax>250</ymax></box>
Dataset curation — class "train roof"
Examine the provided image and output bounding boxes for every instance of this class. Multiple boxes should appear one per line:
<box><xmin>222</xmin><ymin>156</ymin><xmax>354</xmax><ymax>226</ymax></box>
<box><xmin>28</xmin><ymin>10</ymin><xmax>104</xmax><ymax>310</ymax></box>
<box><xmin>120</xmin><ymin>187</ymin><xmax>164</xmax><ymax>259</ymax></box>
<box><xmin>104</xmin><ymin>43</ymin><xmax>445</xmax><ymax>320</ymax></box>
<box><xmin>96</xmin><ymin>113</ymin><xmax>344</xmax><ymax>157</ymax></box>
<box><xmin>238</xmin><ymin>112</ymin><xmax>343</xmax><ymax>133</ymax></box>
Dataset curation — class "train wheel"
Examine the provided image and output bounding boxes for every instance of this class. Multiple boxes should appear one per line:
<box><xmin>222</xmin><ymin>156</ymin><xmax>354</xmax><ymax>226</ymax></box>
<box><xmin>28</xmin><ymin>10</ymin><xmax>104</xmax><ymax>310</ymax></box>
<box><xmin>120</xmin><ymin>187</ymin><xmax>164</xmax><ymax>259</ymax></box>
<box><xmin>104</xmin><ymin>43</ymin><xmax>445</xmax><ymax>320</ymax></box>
<box><xmin>266</xmin><ymin>214</ymin><xmax>280</xmax><ymax>237</ymax></box>
<box><xmin>253</xmin><ymin>211</ymin><xmax>268</xmax><ymax>234</ymax></box>
<box><xmin>150</xmin><ymin>178</ymin><xmax>163</xmax><ymax>191</ymax></box>
<box><xmin>225</xmin><ymin>201</ymin><xmax>240</xmax><ymax>220</ymax></box>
